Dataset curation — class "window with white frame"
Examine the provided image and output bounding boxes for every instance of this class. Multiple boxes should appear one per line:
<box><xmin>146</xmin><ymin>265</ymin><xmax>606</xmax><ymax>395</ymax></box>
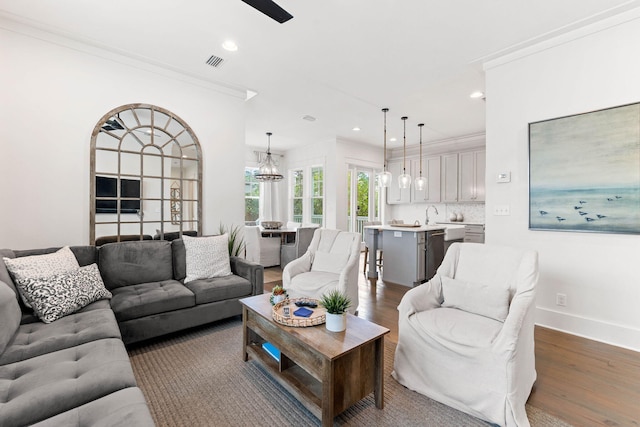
<box><xmin>292</xmin><ymin>169</ymin><xmax>303</xmax><ymax>223</ymax></box>
<box><xmin>290</xmin><ymin>166</ymin><xmax>324</xmax><ymax>226</ymax></box>
<box><xmin>244</xmin><ymin>167</ymin><xmax>260</xmax><ymax>222</ymax></box>
<box><xmin>311</xmin><ymin>166</ymin><xmax>324</xmax><ymax>226</ymax></box>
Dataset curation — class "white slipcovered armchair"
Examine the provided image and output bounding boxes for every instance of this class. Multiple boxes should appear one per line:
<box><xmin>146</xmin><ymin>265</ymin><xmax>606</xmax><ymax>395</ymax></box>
<box><xmin>244</xmin><ymin>226</ymin><xmax>281</xmax><ymax>267</ymax></box>
<box><xmin>392</xmin><ymin>242</ymin><xmax>539</xmax><ymax>427</ymax></box>
<box><xmin>282</xmin><ymin>229</ymin><xmax>360</xmax><ymax>314</ymax></box>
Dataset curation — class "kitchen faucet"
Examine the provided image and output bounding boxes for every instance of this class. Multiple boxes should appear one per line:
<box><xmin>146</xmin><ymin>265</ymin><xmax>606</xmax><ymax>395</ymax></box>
<box><xmin>426</xmin><ymin>205</ymin><xmax>439</xmax><ymax>225</ymax></box>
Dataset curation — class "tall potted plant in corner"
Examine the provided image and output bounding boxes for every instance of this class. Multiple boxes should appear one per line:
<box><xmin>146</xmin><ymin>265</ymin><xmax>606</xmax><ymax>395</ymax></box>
<box><xmin>320</xmin><ymin>289</ymin><xmax>351</xmax><ymax>332</ymax></box>
<box><xmin>218</xmin><ymin>223</ymin><xmax>246</xmax><ymax>257</ymax></box>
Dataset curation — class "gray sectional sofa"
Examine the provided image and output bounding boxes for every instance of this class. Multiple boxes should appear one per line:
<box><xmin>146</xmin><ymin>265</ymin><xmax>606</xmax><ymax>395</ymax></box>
<box><xmin>0</xmin><ymin>238</ymin><xmax>264</xmax><ymax>426</ymax></box>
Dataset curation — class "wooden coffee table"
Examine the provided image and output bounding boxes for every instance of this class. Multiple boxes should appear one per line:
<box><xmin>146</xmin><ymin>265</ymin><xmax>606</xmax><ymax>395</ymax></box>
<box><xmin>240</xmin><ymin>294</ymin><xmax>390</xmax><ymax>427</ymax></box>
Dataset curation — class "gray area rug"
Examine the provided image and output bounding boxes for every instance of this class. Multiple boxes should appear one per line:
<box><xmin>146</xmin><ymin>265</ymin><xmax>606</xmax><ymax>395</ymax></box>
<box><xmin>128</xmin><ymin>317</ymin><xmax>571</xmax><ymax>427</ymax></box>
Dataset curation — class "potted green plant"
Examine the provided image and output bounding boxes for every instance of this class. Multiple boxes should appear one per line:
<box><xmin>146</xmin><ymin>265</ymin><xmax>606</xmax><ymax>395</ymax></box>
<box><xmin>270</xmin><ymin>285</ymin><xmax>288</xmax><ymax>305</ymax></box>
<box><xmin>319</xmin><ymin>289</ymin><xmax>351</xmax><ymax>332</ymax></box>
<box><xmin>218</xmin><ymin>223</ymin><xmax>246</xmax><ymax>257</ymax></box>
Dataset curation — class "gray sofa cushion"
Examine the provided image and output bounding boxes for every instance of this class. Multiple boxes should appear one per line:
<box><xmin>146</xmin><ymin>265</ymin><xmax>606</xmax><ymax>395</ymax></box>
<box><xmin>154</xmin><ymin>230</ymin><xmax>198</xmax><ymax>241</ymax></box>
<box><xmin>99</xmin><ymin>240</ymin><xmax>173</xmax><ymax>289</ymax></box>
<box><xmin>12</xmin><ymin>246</ymin><xmax>97</xmax><ymax>267</ymax></box>
<box><xmin>31</xmin><ymin>387</ymin><xmax>154</xmax><ymax>427</ymax></box>
<box><xmin>0</xmin><ymin>338</ymin><xmax>136</xmax><ymax>427</ymax></box>
<box><xmin>185</xmin><ymin>275</ymin><xmax>253</xmax><ymax>305</ymax></box>
<box><xmin>110</xmin><ymin>280</ymin><xmax>195</xmax><ymax>322</ymax></box>
<box><xmin>171</xmin><ymin>238</ymin><xmax>187</xmax><ymax>281</ymax></box>
<box><xmin>19</xmin><ymin>299</ymin><xmax>111</xmax><ymax>326</ymax></box>
<box><xmin>0</xmin><ymin>281</ymin><xmax>21</xmax><ymax>355</ymax></box>
<box><xmin>0</xmin><ymin>308</ymin><xmax>121</xmax><ymax>365</ymax></box>
<box><xmin>0</xmin><ymin>250</ymin><xmax>17</xmax><ymax>299</ymax></box>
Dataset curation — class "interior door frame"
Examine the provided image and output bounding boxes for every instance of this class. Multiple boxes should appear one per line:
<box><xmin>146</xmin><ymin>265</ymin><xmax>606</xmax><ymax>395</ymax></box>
<box><xmin>347</xmin><ymin>165</ymin><xmax>380</xmax><ymax>245</ymax></box>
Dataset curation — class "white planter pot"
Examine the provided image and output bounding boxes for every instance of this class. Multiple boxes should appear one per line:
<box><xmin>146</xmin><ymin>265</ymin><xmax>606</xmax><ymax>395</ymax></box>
<box><xmin>325</xmin><ymin>312</ymin><xmax>347</xmax><ymax>332</ymax></box>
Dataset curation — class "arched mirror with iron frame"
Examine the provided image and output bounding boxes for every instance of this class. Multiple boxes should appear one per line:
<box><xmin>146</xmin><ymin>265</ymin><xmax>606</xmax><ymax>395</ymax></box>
<box><xmin>90</xmin><ymin>103</ymin><xmax>202</xmax><ymax>245</ymax></box>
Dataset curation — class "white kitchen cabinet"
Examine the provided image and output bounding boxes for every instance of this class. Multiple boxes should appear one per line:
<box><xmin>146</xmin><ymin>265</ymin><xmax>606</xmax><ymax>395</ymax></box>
<box><xmin>458</xmin><ymin>150</ymin><xmax>485</xmax><ymax>202</ymax></box>
<box><xmin>441</xmin><ymin>153</ymin><xmax>459</xmax><ymax>203</ymax></box>
<box><xmin>386</xmin><ymin>159</ymin><xmax>411</xmax><ymax>204</ymax></box>
<box><xmin>411</xmin><ymin>156</ymin><xmax>441</xmax><ymax>203</ymax></box>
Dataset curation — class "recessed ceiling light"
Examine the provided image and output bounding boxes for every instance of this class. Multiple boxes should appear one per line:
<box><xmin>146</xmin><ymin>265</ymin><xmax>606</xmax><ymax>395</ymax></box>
<box><xmin>470</xmin><ymin>91</ymin><xmax>485</xmax><ymax>99</ymax></box>
<box><xmin>390</xmin><ymin>137</ymin><xmax>397</xmax><ymax>142</ymax></box>
<box><xmin>352</xmin><ymin>127</ymin><xmax>361</xmax><ymax>131</ymax></box>
<box><xmin>222</xmin><ymin>40</ymin><xmax>238</xmax><ymax>52</ymax></box>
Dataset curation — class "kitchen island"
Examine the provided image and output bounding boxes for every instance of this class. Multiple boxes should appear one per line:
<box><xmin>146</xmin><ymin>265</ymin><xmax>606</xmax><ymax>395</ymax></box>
<box><xmin>363</xmin><ymin>224</ymin><xmax>446</xmax><ymax>286</ymax></box>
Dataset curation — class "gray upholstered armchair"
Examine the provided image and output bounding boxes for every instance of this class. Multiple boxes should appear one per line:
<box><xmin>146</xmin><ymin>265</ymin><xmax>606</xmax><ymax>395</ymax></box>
<box><xmin>279</xmin><ymin>226</ymin><xmax>316</xmax><ymax>269</ymax></box>
<box><xmin>392</xmin><ymin>242</ymin><xmax>539</xmax><ymax>427</ymax></box>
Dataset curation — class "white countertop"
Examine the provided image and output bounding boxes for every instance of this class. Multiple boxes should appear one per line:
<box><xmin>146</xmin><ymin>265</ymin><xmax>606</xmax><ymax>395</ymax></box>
<box><xmin>364</xmin><ymin>224</ymin><xmax>446</xmax><ymax>232</ymax></box>
<box><xmin>436</xmin><ymin>221</ymin><xmax>485</xmax><ymax>226</ymax></box>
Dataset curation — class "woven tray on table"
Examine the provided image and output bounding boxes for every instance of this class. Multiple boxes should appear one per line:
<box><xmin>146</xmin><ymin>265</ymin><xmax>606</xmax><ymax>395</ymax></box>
<box><xmin>272</xmin><ymin>298</ymin><xmax>326</xmax><ymax>327</ymax></box>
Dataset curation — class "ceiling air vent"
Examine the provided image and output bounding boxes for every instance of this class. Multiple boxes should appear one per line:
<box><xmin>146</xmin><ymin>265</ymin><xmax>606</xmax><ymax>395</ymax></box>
<box><xmin>205</xmin><ymin>55</ymin><xmax>225</xmax><ymax>68</ymax></box>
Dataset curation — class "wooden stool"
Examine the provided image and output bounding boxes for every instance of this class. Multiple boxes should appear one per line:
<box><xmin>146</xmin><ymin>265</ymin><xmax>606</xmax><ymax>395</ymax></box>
<box><xmin>363</xmin><ymin>246</ymin><xmax>383</xmax><ymax>274</ymax></box>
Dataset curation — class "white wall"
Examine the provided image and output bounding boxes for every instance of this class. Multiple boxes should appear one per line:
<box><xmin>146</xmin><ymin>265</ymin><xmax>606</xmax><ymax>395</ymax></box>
<box><xmin>285</xmin><ymin>139</ymin><xmax>333</xmax><ymax>226</ymax></box>
<box><xmin>284</xmin><ymin>138</ymin><xmax>382</xmax><ymax>230</ymax></box>
<box><xmin>335</xmin><ymin>139</ymin><xmax>385</xmax><ymax>230</ymax></box>
<box><xmin>244</xmin><ymin>145</ymin><xmax>287</xmax><ymax>223</ymax></box>
<box><xmin>0</xmin><ymin>21</ymin><xmax>246</xmax><ymax>249</ymax></box>
<box><xmin>485</xmin><ymin>9</ymin><xmax>640</xmax><ymax>350</ymax></box>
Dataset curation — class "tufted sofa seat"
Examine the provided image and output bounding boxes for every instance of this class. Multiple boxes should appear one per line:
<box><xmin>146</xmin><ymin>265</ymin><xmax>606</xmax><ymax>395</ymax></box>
<box><xmin>0</xmin><ymin>338</ymin><xmax>137</xmax><ymax>426</ymax></box>
<box><xmin>0</xmin><ymin>305</ymin><xmax>120</xmax><ymax>365</ymax></box>
<box><xmin>0</xmin><ymin>237</ymin><xmax>264</xmax><ymax>426</ymax></box>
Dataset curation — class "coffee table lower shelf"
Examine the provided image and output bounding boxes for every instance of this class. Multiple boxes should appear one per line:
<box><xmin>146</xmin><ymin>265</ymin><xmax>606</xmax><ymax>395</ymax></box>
<box><xmin>247</xmin><ymin>343</ymin><xmax>323</xmax><ymax>417</ymax></box>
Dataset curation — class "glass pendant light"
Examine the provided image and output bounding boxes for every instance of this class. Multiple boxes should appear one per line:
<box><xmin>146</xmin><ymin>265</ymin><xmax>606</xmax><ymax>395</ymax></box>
<box><xmin>254</xmin><ymin>132</ymin><xmax>283</xmax><ymax>181</ymax></box>
<box><xmin>379</xmin><ymin>108</ymin><xmax>392</xmax><ymax>187</ymax></box>
<box><xmin>398</xmin><ymin>116</ymin><xmax>412</xmax><ymax>189</ymax></box>
<box><xmin>414</xmin><ymin>123</ymin><xmax>427</xmax><ymax>191</ymax></box>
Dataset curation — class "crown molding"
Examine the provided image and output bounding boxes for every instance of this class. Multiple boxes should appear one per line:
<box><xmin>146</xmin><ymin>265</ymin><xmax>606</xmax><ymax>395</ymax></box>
<box><xmin>0</xmin><ymin>11</ymin><xmax>248</xmax><ymax>100</ymax></box>
<box><xmin>483</xmin><ymin>4</ymin><xmax>640</xmax><ymax>70</ymax></box>
<box><xmin>389</xmin><ymin>132</ymin><xmax>485</xmax><ymax>159</ymax></box>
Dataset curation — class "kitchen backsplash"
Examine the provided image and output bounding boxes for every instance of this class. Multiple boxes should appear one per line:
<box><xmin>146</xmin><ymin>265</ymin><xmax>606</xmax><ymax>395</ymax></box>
<box><xmin>387</xmin><ymin>203</ymin><xmax>486</xmax><ymax>225</ymax></box>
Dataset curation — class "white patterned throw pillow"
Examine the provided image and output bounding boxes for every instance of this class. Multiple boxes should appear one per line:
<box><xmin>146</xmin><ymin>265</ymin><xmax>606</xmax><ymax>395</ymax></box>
<box><xmin>183</xmin><ymin>234</ymin><xmax>232</xmax><ymax>283</ymax></box>
<box><xmin>3</xmin><ymin>246</ymin><xmax>80</xmax><ymax>308</ymax></box>
<box><xmin>15</xmin><ymin>263</ymin><xmax>112</xmax><ymax>323</ymax></box>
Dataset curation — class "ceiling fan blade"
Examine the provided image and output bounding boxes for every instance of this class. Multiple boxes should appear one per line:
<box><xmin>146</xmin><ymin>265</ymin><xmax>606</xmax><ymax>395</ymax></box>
<box><xmin>241</xmin><ymin>0</ymin><xmax>293</xmax><ymax>23</ymax></box>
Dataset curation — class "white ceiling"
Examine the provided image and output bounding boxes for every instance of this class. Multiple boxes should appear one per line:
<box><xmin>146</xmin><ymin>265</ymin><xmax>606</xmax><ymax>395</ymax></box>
<box><xmin>2</xmin><ymin>0</ymin><xmax>639</xmax><ymax>151</ymax></box>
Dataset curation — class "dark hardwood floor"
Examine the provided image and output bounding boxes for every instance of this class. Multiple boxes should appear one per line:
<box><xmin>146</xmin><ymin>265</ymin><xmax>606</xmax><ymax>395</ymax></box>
<box><xmin>264</xmin><ymin>258</ymin><xmax>640</xmax><ymax>427</ymax></box>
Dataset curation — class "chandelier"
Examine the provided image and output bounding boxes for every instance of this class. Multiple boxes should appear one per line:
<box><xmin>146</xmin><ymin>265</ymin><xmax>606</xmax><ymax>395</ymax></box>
<box><xmin>254</xmin><ymin>132</ymin><xmax>283</xmax><ymax>182</ymax></box>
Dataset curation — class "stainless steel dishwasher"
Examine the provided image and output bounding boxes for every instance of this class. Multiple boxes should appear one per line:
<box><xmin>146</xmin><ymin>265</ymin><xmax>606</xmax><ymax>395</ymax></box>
<box><xmin>381</xmin><ymin>229</ymin><xmax>444</xmax><ymax>286</ymax></box>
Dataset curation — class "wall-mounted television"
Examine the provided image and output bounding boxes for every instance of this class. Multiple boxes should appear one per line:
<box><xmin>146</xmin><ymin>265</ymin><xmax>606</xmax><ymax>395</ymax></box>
<box><xmin>96</xmin><ymin>176</ymin><xmax>141</xmax><ymax>214</ymax></box>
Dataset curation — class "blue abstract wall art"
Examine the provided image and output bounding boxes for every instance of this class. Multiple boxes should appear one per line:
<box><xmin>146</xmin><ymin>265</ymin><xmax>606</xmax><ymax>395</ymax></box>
<box><xmin>529</xmin><ymin>102</ymin><xmax>640</xmax><ymax>234</ymax></box>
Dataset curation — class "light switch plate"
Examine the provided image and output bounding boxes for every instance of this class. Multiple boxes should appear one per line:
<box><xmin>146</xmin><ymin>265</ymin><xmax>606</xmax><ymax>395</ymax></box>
<box><xmin>494</xmin><ymin>205</ymin><xmax>510</xmax><ymax>216</ymax></box>
<box><xmin>497</xmin><ymin>172</ymin><xmax>511</xmax><ymax>183</ymax></box>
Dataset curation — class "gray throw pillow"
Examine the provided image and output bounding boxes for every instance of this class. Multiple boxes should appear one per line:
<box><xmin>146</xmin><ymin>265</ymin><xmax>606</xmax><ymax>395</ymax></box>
<box><xmin>15</xmin><ymin>263</ymin><xmax>112</xmax><ymax>324</ymax></box>
<box><xmin>0</xmin><ymin>280</ymin><xmax>21</xmax><ymax>354</ymax></box>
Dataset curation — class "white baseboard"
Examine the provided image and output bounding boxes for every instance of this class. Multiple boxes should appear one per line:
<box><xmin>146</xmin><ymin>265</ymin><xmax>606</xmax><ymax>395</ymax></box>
<box><xmin>535</xmin><ymin>307</ymin><xmax>640</xmax><ymax>352</ymax></box>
